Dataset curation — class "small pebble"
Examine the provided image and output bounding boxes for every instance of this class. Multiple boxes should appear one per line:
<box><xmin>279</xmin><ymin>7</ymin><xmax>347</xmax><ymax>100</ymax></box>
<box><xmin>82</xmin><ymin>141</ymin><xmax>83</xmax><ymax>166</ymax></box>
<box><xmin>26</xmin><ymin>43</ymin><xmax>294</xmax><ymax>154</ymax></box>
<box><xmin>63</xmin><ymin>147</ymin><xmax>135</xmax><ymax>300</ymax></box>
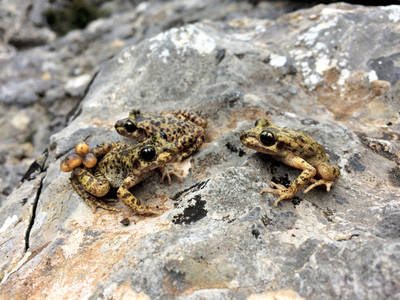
<box><xmin>120</xmin><ymin>218</ymin><xmax>130</xmax><ymax>226</ymax></box>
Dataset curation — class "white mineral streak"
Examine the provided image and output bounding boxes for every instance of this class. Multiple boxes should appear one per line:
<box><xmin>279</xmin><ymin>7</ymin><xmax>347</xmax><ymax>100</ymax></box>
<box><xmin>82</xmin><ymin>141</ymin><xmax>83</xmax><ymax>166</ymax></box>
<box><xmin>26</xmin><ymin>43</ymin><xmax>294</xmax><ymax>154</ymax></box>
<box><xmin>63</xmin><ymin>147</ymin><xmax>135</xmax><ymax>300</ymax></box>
<box><xmin>160</xmin><ymin>48</ymin><xmax>170</xmax><ymax>63</ymax></box>
<box><xmin>384</xmin><ymin>5</ymin><xmax>400</xmax><ymax>22</ymax></box>
<box><xmin>291</xmin><ymin>9</ymin><xmax>341</xmax><ymax>90</ymax></box>
<box><xmin>269</xmin><ymin>54</ymin><xmax>287</xmax><ymax>68</ymax></box>
<box><xmin>367</xmin><ymin>70</ymin><xmax>378</xmax><ymax>82</ymax></box>
<box><xmin>149</xmin><ymin>25</ymin><xmax>216</xmax><ymax>56</ymax></box>
<box><xmin>0</xmin><ymin>215</ymin><xmax>18</xmax><ymax>234</ymax></box>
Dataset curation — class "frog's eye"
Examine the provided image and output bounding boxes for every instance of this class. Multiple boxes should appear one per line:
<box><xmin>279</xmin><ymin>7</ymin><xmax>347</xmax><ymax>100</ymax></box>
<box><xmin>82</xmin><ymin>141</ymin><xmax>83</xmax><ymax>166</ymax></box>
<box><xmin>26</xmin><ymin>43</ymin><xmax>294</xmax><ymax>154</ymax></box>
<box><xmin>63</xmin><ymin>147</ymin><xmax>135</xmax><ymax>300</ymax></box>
<box><xmin>159</xmin><ymin>130</ymin><xmax>168</xmax><ymax>140</ymax></box>
<box><xmin>260</xmin><ymin>130</ymin><xmax>276</xmax><ymax>146</ymax></box>
<box><xmin>124</xmin><ymin>120</ymin><xmax>137</xmax><ymax>132</ymax></box>
<box><xmin>140</xmin><ymin>146</ymin><xmax>156</xmax><ymax>161</ymax></box>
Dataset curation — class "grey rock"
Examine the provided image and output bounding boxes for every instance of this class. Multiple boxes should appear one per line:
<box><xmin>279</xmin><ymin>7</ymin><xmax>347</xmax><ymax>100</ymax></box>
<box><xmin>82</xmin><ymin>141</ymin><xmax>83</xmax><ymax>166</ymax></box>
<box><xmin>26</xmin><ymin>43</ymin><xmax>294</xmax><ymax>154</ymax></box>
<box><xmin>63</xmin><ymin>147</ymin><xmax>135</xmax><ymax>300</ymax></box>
<box><xmin>1</xmin><ymin>2</ymin><xmax>400</xmax><ymax>300</ymax></box>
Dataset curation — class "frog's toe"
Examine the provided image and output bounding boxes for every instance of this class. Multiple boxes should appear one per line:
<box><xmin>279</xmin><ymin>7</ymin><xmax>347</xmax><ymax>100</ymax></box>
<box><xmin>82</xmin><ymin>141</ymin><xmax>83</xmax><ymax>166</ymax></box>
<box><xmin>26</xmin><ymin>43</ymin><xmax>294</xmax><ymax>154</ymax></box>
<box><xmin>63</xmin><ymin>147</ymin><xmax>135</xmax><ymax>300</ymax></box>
<box><xmin>159</xmin><ymin>164</ymin><xmax>184</xmax><ymax>184</ymax></box>
<box><xmin>260</xmin><ymin>188</ymin><xmax>281</xmax><ymax>195</ymax></box>
<box><xmin>94</xmin><ymin>201</ymin><xmax>120</xmax><ymax>212</ymax></box>
<box><xmin>260</xmin><ymin>181</ymin><xmax>286</xmax><ymax>195</ymax></box>
<box><xmin>269</xmin><ymin>181</ymin><xmax>287</xmax><ymax>190</ymax></box>
<box><xmin>304</xmin><ymin>180</ymin><xmax>333</xmax><ymax>193</ymax></box>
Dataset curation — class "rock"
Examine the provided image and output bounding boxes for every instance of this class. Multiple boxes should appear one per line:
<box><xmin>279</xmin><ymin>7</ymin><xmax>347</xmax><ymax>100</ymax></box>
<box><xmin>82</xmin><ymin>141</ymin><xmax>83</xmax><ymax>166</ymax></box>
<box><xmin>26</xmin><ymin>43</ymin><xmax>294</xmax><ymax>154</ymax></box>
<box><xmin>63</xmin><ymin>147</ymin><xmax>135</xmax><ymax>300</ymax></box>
<box><xmin>1</xmin><ymin>2</ymin><xmax>400</xmax><ymax>300</ymax></box>
<box><xmin>64</xmin><ymin>74</ymin><xmax>92</xmax><ymax>97</ymax></box>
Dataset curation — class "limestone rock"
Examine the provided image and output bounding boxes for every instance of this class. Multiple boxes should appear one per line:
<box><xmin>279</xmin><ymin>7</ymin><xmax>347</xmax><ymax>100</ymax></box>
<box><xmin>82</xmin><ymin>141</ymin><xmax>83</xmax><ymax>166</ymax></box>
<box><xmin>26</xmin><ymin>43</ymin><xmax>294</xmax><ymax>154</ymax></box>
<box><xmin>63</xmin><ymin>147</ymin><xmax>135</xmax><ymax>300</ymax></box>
<box><xmin>1</xmin><ymin>3</ymin><xmax>400</xmax><ymax>300</ymax></box>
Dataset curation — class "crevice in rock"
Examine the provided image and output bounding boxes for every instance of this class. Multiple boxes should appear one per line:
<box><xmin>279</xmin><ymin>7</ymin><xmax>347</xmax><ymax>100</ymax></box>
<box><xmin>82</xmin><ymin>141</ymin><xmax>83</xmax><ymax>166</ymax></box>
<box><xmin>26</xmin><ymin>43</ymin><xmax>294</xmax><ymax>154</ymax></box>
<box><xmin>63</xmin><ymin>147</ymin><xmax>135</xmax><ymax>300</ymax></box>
<box><xmin>24</xmin><ymin>177</ymin><xmax>44</xmax><ymax>252</ymax></box>
<box><xmin>172</xmin><ymin>180</ymin><xmax>209</xmax><ymax>202</ymax></box>
<box><xmin>21</xmin><ymin>149</ymin><xmax>48</xmax><ymax>182</ymax></box>
<box><xmin>66</xmin><ymin>70</ymin><xmax>99</xmax><ymax>124</ymax></box>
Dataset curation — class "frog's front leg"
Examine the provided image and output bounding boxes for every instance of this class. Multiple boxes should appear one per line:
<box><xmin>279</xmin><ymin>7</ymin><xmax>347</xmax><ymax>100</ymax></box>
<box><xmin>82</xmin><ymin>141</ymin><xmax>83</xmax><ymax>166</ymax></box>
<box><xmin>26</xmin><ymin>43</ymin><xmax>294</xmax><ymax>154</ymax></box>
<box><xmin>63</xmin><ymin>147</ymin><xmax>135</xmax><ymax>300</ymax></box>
<box><xmin>117</xmin><ymin>175</ymin><xmax>160</xmax><ymax>215</ymax></box>
<box><xmin>260</xmin><ymin>153</ymin><xmax>316</xmax><ymax>207</ymax></box>
<box><xmin>304</xmin><ymin>162</ymin><xmax>340</xmax><ymax>193</ymax></box>
<box><xmin>71</xmin><ymin>169</ymin><xmax>118</xmax><ymax>212</ymax></box>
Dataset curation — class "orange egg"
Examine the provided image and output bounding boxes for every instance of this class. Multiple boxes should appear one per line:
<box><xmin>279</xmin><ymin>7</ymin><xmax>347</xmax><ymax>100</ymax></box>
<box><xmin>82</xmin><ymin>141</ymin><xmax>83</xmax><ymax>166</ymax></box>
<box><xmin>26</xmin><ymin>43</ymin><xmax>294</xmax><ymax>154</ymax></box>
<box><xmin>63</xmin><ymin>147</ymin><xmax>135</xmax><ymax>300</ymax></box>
<box><xmin>75</xmin><ymin>142</ymin><xmax>90</xmax><ymax>156</ymax></box>
<box><xmin>83</xmin><ymin>153</ymin><xmax>97</xmax><ymax>168</ymax></box>
<box><xmin>60</xmin><ymin>153</ymin><xmax>82</xmax><ymax>172</ymax></box>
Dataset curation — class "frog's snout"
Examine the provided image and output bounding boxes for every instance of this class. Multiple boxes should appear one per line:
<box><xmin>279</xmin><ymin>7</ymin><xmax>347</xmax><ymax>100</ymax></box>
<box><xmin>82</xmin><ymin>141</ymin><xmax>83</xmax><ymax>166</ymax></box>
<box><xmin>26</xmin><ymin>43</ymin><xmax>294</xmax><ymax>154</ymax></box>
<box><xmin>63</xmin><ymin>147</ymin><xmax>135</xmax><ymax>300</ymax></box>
<box><xmin>240</xmin><ymin>132</ymin><xmax>247</xmax><ymax>142</ymax></box>
<box><xmin>114</xmin><ymin>120</ymin><xmax>123</xmax><ymax>132</ymax></box>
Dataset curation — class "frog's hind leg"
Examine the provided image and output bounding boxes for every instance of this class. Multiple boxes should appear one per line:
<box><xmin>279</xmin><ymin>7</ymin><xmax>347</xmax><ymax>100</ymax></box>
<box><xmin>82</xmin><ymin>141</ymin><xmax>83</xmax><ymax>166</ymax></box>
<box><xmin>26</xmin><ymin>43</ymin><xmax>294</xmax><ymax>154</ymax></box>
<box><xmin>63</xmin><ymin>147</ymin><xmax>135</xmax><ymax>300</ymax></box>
<box><xmin>304</xmin><ymin>162</ymin><xmax>340</xmax><ymax>193</ymax></box>
<box><xmin>117</xmin><ymin>175</ymin><xmax>160</xmax><ymax>215</ymax></box>
<box><xmin>70</xmin><ymin>173</ymin><xmax>118</xmax><ymax>212</ymax></box>
<box><xmin>73</xmin><ymin>167</ymin><xmax>110</xmax><ymax>197</ymax></box>
<box><xmin>175</xmin><ymin>129</ymin><xmax>205</xmax><ymax>161</ymax></box>
<box><xmin>162</xmin><ymin>109</ymin><xmax>207</xmax><ymax>128</ymax></box>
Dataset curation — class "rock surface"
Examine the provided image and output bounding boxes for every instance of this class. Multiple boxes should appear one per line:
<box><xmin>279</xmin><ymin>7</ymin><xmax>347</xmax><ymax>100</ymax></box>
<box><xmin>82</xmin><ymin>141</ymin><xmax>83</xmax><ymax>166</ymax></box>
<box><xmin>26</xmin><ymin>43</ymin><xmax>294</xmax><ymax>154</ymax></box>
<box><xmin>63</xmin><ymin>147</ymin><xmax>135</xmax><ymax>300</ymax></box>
<box><xmin>1</xmin><ymin>2</ymin><xmax>400</xmax><ymax>300</ymax></box>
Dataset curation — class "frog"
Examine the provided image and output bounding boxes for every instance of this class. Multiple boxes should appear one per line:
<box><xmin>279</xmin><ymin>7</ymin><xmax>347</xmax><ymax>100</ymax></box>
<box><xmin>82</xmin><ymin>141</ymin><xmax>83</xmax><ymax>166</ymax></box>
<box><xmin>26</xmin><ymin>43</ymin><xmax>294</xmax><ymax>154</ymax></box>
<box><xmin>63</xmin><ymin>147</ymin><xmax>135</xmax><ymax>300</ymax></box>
<box><xmin>240</xmin><ymin>119</ymin><xmax>340</xmax><ymax>207</ymax></box>
<box><xmin>70</xmin><ymin>133</ymin><xmax>179</xmax><ymax>214</ymax></box>
<box><xmin>114</xmin><ymin>109</ymin><xmax>207</xmax><ymax>182</ymax></box>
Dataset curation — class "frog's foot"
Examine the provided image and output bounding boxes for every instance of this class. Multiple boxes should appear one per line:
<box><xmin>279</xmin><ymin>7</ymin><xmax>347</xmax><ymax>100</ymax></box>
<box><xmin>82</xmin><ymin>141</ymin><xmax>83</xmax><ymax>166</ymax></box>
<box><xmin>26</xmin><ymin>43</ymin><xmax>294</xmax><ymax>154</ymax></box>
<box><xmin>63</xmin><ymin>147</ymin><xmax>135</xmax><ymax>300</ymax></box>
<box><xmin>260</xmin><ymin>182</ymin><xmax>295</xmax><ymax>207</ymax></box>
<box><xmin>159</xmin><ymin>163</ymin><xmax>184</xmax><ymax>184</ymax></box>
<box><xmin>304</xmin><ymin>179</ymin><xmax>334</xmax><ymax>193</ymax></box>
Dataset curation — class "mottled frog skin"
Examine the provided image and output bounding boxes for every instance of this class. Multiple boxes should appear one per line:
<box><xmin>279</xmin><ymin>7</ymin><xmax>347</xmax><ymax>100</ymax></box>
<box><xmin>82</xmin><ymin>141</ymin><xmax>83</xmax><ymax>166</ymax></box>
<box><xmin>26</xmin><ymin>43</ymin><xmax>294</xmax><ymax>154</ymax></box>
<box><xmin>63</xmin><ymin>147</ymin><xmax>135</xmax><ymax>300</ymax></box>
<box><xmin>71</xmin><ymin>134</ymin><xmax>179</xmax><ymax>214</ymax></box>
<box><xmin>115</xmin><ymin>109</ymin><xmax>206</xmax><ymax>162</ymax></box>
<box><xmin>240</xmin><ymin>119</ymin><xmax>340</xmax><ymax>207</ymax></box>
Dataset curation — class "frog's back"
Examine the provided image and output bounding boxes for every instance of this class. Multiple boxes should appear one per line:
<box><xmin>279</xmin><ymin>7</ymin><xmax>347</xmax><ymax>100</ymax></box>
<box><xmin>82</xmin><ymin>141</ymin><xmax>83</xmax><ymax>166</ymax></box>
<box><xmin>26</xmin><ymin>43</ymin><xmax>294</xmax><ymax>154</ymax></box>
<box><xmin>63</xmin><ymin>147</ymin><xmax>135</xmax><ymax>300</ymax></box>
<box><xmin>142</xmin><ymin>114</ymin><xmax>200</xmax><ymax>142</ymax></box>
<box><xmin>275</xmin><ymin>128</ymin><xmax>328</xmax><ymax>164</ymax></box>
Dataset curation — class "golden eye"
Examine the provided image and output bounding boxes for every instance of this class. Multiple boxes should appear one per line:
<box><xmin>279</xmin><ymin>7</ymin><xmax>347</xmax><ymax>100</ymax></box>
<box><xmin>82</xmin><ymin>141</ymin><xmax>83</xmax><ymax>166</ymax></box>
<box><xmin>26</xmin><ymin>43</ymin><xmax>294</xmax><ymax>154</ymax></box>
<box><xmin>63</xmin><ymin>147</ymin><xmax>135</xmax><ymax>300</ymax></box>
<box><xmin>260</xmin><ymin>130</ymin><xmax>276</xmax><ymax>146</ymax></box>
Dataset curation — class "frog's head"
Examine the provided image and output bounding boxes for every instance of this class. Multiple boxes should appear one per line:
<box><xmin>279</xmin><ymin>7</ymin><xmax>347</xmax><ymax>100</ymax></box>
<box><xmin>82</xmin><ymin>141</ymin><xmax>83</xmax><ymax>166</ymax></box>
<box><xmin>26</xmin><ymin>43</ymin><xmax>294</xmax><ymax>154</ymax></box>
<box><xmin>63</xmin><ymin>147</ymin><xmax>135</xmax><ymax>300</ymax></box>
<box><xmin>240</xmin><ymin>119</ymin><xmax>280</xmax><ymax>155</ymax></box>
<box><xmin>114</xmin><ymin>110</ymin><xmax>149</xmax><ymax>140</ymax></box>
<box><xmin>136</xmin><ymin>133</ymin><xmax>176</xmax><ymax>171</ymax></box>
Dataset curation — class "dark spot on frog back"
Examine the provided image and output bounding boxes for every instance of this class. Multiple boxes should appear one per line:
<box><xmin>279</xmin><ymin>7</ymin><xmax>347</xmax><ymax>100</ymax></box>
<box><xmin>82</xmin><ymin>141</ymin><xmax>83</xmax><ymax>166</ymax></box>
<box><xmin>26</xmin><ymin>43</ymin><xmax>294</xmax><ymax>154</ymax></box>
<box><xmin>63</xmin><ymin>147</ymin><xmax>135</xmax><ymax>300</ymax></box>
<box><xmin>294</xmin><ymin>135</ymin><xmax>306</xmax><ymax>144</ymax></box>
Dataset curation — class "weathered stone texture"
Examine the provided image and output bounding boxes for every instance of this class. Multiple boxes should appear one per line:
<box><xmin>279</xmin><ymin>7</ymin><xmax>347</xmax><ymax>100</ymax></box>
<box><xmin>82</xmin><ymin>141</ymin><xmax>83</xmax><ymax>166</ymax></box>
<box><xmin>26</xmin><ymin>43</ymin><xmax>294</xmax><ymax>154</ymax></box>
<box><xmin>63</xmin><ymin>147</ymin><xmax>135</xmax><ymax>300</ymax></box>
<box><xmin>0</xmin><ymin>2</ymin><xmax>400</xmax><ymax>300</ymax></box>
